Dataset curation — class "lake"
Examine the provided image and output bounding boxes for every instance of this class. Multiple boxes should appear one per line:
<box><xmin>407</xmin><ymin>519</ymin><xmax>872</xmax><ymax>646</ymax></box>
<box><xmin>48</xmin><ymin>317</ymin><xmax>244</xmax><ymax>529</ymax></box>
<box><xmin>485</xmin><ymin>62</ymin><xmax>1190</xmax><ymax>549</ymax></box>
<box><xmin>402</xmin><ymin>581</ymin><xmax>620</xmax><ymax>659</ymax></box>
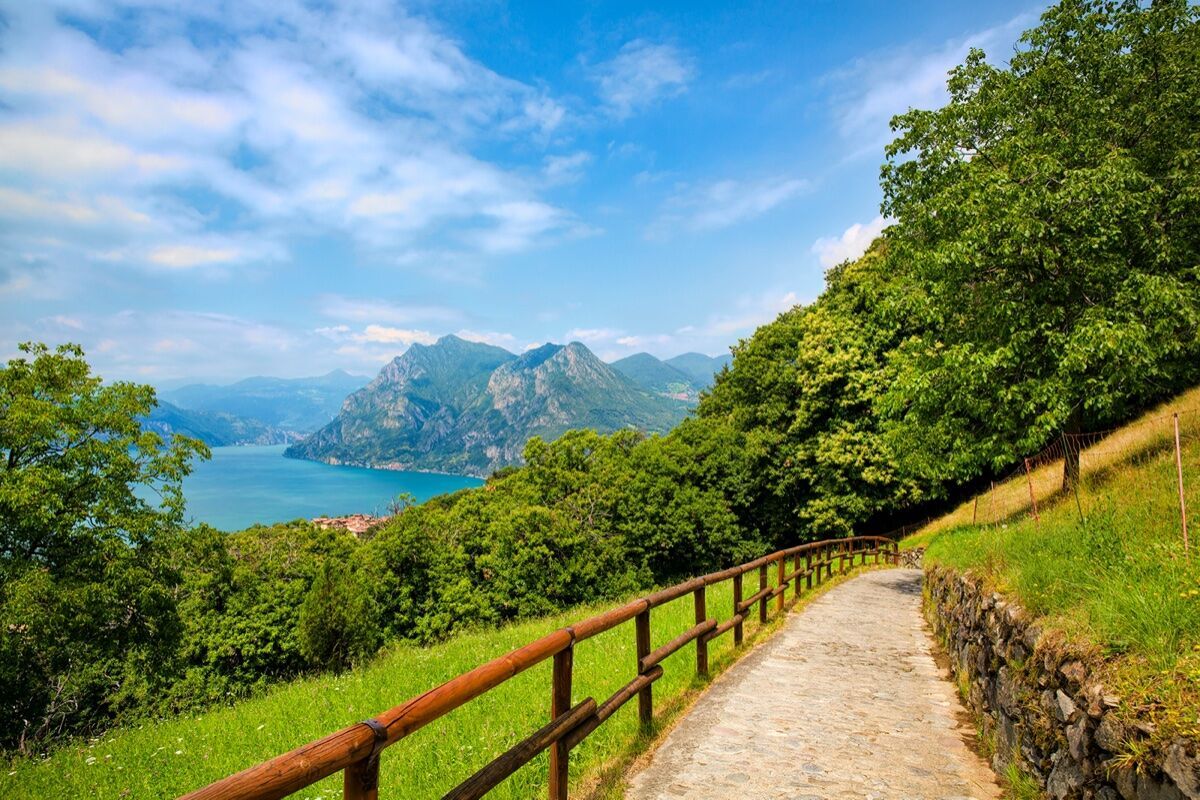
<box><xmin>173</xmin><ymin>445</ymin><xmax>483</xmax><ymax>531</ymax></box>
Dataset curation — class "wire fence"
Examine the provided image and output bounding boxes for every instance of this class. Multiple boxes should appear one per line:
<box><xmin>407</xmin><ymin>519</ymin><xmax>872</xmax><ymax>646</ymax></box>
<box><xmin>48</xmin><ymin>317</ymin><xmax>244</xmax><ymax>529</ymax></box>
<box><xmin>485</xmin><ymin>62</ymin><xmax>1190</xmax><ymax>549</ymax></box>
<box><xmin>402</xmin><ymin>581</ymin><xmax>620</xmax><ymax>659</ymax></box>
<box><xmin>907</xmin><ymin>407</ymin><xmax>1200</xmax><ymax>556</ymax></box>
<box><xmin>877</xmin><ymin>406</ymin><xmax>1199</xmax><ymax>559</ymax></box>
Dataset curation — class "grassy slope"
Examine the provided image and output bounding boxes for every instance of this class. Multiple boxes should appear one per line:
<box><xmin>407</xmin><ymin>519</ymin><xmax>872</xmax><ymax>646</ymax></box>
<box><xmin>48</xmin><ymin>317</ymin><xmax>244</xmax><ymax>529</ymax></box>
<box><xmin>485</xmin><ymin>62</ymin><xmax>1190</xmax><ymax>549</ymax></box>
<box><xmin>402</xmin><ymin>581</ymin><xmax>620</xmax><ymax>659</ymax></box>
<box><xmin>909</xmin><ymin>387</ymin><xmax>1200</xmax><ymax>754</ymax></box>
<box><xmin>3</xmin><ymin>562</ymin><xmax>870</xmax><ymax>799</ymax></box>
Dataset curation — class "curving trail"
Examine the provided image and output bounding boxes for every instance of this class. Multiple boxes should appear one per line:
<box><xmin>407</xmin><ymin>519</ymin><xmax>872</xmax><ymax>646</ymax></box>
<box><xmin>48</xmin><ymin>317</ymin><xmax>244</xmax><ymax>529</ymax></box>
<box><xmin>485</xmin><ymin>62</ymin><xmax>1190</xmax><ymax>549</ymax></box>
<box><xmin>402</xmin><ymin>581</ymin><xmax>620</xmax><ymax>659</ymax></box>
<box><xmin>624</xmin><ymin>569</ymin><xmax>1001</xmax><ymax>800</ymax></box>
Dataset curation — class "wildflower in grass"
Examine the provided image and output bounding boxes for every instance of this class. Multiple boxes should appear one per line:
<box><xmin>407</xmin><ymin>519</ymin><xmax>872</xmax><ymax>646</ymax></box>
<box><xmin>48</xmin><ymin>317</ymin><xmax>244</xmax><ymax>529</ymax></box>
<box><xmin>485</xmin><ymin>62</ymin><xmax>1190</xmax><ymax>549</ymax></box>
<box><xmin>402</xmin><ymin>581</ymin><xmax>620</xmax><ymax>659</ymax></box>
<box><xmin>175</xmin><ymin>750</ymin><xmax>183</xmax><ymax>755</ymax></box>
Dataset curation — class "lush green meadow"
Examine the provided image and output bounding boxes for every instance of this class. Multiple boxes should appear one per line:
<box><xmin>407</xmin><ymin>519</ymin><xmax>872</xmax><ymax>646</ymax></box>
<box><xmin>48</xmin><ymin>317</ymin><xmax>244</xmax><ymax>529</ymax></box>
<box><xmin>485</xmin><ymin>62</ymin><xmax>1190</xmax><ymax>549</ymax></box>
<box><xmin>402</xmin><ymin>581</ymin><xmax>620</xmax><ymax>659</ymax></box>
<box><xmin>2</xmin><ymin>564</ymin><xmax>864</xmax><ymax>799</ymax></box>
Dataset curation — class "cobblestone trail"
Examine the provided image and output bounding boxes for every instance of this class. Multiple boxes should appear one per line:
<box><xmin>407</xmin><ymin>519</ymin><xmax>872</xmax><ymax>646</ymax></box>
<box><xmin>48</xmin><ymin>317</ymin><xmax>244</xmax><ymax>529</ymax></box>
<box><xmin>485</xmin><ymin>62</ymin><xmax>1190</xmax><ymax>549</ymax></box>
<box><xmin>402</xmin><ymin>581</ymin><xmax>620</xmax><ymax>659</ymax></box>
<box><xmin>624</xmin><ymin>569</ymin><xmax>1001</xmax><ymax>800</ymax></box>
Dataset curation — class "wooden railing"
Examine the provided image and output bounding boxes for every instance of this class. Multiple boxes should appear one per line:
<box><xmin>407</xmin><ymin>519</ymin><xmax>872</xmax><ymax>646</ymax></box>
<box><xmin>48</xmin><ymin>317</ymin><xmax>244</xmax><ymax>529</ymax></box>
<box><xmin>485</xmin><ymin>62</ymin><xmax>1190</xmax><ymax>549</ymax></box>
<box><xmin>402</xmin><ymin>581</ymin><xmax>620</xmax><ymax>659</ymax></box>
<box><xmin>180</xmin><ymin>535</ymin><xmax>898</xmax><ymax>800</ymax></box>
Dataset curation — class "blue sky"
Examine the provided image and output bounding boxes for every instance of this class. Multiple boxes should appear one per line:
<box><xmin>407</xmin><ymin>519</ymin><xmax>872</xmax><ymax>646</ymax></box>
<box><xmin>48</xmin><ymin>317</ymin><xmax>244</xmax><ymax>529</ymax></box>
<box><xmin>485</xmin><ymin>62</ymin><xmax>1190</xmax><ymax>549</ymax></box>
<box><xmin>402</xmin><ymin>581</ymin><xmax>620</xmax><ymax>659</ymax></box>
<box><xmin>0</xmin><ymin>0</ymin><xmax>1037</xmax><ymax>384</ymax></box>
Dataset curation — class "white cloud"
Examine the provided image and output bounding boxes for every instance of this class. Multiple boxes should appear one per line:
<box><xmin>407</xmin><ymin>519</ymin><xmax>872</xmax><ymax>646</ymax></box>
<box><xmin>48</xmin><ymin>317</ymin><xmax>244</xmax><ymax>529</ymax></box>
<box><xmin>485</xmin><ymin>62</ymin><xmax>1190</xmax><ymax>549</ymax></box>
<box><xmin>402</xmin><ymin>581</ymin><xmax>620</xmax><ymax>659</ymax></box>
<box><xmin>811</xmin><ymin>216</ymin><xmax>889</xmax><ymax>268</ymax></box>
<box><xmin>824</xmin><ymin>13</ymin><xmax>1032</xmax><ymax>155</ymax></box>
<box><xmin>648</xmin><ymin>176</ymin><xmax>809</xmax><ymax>239</ymax></box>
<box><xmin>22</xmin><ymin>309</ymin><xmax>305</xmax><ymax>382</ymax></box>
<box><xmin>146</xmin><ymin>245</ymin><xmax>244</xmax><ymax>269</ymax></box>
<box><xmin>472</xmin><ymin>201</ymin><xmax>596</xmax><ymax>255</ymax></box>
<box><xmin>696</xmin><ymin>291</ymin><xmax>802</xmax><ymax>338</ymax></box>
<box><xmin>318</xmin><ymin>295</ymin><xmax>462</xmax><ymax>325</ymax></box>
<box><xmin>0</xmin><ymin>1</ymin><xmax>583</xmax><ymax>281</ymax></box>
<box><xmin>455</xmin><ymin>329</ymin><xmax>518</xmax><ymax>350</ymax></box>
<box><xmin>48</xmin><ymin>315</ymin><xmax>83</xmax><ymax>330</ymax></box>
<box><xmin>0</xmin><ymin>187</ymin><xmax>150</xmax><ymax>226</ymax></box>
<box><xmin>565</xmin><ymin>327</ymin><xmax>623</xmax><ymax>344</ymax></box>
<box><xmin>543</xmin><ymin>152</ymin><xmax>592</xmax><ymax>185</ymax></box>
<box><xmin>592</xmin><ymin>40</ymin><xmax>694</xmax><ymax>119</ymax></box>
<box><xmin>615</xmin><ymin>334</ymin><xmax>673</xmax><ymax>348</ymax></box>
<box><xmin>356</xmin><ymin>325</ymin><xmax>438</xmax><ymax>346</ymax></box>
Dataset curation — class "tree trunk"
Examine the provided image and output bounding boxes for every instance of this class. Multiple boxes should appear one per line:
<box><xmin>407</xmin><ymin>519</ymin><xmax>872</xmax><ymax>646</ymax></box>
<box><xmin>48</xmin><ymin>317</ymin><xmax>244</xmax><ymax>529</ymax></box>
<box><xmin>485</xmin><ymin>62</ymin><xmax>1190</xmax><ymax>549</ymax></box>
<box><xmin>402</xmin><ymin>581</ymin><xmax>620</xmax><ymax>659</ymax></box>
<box><xmin>1062</xmin><ymin>407</ymin><xmax>1082</xmax><ymax>492</ymax></box>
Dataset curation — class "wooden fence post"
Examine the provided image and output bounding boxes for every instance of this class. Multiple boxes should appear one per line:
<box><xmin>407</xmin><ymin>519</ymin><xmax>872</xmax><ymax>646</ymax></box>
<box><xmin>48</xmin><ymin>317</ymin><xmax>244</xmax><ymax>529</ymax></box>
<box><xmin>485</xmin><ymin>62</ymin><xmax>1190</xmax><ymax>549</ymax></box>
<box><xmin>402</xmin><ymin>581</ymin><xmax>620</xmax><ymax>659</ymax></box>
<box><xmin>758</xmin><ymin>563</ymin><xmax>768</xmax><ymax>624</ymax></box>
<box><xmin>1024</xmin><ymin>458</ymin><xmax>1040</xmax><ymax>523</ymax></box>
<box><xmin>344</xmin><ymin>755</ymin><xmax>380</xmax><ymax>800</ymax></box>
<box><xmin>548</xmin><ymin>647</ymin><xmax>573</xmax><ymax>800</ymax></box>
<box><xmin>972</xmin><ymin>495</ymin><xmax>979</xmax><ymax>526</ymax></box>
<box><xmin>1175</xmin><ymin>413</ymin><xmax>1190</xmax><ymax>562</ymax></box>
<box><xmin>732</xmin><ymin>573</ymin><xmax>743</xmax><ymax>646</ymax></box>
<box><xmin>793</xmin><ymin>553</ymin><xmax>801</xmax><ymax>598</ymax></box>
<box><xmin>693</xmin><ymin>587</ymin><xmax>708</xmax><ymax>676</ymax></box>
<box><xmin>776</xmin><ymin>556</ymin><xmax>786</xmax><ymax>613</ymax></box>
<box><xmin>805</xmin><ymin>552</ymin><xmax>813</xmax><ymax>590</ymax></box>
<box><xmin>635</xmin><ymin>611</ymin><xmax>652</xmax><ymax>727</ymax></box>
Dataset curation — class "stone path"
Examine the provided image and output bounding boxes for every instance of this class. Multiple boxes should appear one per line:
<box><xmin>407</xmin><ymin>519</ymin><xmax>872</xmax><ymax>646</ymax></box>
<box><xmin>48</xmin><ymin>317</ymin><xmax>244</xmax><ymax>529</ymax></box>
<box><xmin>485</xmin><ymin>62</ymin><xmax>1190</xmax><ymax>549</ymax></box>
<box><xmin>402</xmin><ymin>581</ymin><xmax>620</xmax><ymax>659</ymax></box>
<box><xmin>624</xmin><ymin>569</ymin><xmax>1002</xmax><ymax>800</ymax></box>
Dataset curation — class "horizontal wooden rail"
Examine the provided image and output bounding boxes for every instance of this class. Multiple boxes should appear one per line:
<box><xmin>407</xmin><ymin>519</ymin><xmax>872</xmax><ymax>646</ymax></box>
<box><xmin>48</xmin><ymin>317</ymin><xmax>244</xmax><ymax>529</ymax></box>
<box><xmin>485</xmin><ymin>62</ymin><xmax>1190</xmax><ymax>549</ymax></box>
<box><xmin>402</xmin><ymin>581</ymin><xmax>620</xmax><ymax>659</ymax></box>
<box><xmin>639</xmin><ymin>618</ymin><xmax>716</xmax><ymax>672</ymax></box>
<box><xmin>736</xmin><ymin>584</ymin><xmax>774</xmax><ymax>614</ymax></box>
<box><xmin>180</xmin><ymin>536</ymin><xmax>898</xmax><ymax>800</ymax></box>
<box><xmin>702</xmin><ymin>613</ymin><xmax>744</xmax><ymax>643</ymax></box>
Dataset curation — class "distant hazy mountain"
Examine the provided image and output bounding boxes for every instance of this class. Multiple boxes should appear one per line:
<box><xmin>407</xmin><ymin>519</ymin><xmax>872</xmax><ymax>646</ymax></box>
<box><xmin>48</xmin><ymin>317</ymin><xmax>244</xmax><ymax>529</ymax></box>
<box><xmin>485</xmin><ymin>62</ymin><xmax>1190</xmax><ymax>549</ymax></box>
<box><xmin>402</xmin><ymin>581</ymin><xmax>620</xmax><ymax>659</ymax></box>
<box><xmin>143</xmin><ymin>401</ymin><xmax>298</xmax><ymax>446</ymax></box>
<box><xmin>287</xmin><ymin>335</ymin><xmax>690</xmax><ymax>476</ymax></box>
<box><xmin>610</xmin><ymin>352</ymin><xmax>702</xmax><ymax>400</ymax></box>
<box><xmin>663</xmin><ymin>352</ymin><xmax>733</xmax><ymax>388</ymax></box>
<box><xmin>161</xmin><ymin>370</ymin><xmax>367</xmax><ymax>434</ymax></box>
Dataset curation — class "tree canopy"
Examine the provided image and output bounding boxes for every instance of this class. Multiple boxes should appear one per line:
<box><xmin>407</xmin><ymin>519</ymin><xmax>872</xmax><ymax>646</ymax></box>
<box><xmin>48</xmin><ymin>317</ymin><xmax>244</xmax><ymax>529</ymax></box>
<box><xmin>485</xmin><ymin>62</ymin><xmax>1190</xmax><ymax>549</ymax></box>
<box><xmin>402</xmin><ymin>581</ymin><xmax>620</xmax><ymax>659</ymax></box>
<box><xmin>0</xmin><ymin>343</ymin><xmax>208</xmax><ymax>749</ymax></box>
<box><xmin>879</xmin><ymin>0</ymin><xmax>1200</xmax><ymax>485</ymax></box>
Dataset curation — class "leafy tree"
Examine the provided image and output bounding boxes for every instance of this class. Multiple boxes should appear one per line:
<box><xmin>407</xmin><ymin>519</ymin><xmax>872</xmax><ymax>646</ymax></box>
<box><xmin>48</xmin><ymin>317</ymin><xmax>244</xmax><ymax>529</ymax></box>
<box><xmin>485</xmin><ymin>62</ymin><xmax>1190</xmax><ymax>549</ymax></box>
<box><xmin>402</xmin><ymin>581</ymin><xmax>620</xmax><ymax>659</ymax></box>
<box><xmin>699</xmin><ymin>243</ymin><xmax>932</xmax><ymax>538</ymax></box>
<box><xmin>298</xmin><ymin>559</ymin><xmax>380</xmax><ymax>673</ymax></box>
<box><xmin>0</xmin><ymin>342</ymin><xmax>207</xmax><ymax>750</ymax></box>
<box><xmin>880</xmin><ymin>0</ymin><xmax>1200</xmax><ymax>487</ymax></box>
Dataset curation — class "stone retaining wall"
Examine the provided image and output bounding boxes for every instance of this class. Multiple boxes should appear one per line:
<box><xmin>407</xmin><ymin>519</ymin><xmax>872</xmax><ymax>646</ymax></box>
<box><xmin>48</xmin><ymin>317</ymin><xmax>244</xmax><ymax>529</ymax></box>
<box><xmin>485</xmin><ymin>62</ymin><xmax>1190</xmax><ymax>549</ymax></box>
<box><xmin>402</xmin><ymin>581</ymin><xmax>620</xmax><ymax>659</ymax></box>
<box><xmin>923</xmin><ymin>565</ymin><xmax>1199</xmax><ymax>800</ymax></box>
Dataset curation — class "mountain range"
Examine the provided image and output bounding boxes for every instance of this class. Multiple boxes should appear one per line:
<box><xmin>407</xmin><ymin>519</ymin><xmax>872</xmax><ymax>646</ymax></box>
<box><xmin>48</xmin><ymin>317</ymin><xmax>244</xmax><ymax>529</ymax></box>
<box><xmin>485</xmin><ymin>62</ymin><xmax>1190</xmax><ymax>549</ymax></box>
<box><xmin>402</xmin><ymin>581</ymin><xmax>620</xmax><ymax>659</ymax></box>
<box><xmin>160</xmin><ymin>370</ymin><xmax>368</xmax><ymax>434</ymax></box>
<box><xmin>143</xmin><ymin>401</ymin><xmax>300</xmax><ymax>446</ymax></box>
<box><xmin>285</xmin><ymin>336</ymin><xmax>718</xmax><ymax>476</ymax></box>
<box><xmin>610</xmin><ymin>351</ymin><xmax>731</xmax><ymax>400</ymax></box>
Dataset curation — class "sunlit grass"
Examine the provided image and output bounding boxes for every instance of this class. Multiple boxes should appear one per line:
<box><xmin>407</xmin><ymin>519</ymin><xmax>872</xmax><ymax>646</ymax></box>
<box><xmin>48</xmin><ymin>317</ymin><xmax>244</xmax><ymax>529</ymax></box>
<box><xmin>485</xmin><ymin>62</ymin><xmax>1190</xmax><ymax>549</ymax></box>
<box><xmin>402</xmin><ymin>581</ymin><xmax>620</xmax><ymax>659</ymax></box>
<box><xmin>911</xmin><ymin>385</ymin><xmax>1200</xmax><ymax>542</ymax></box>
<box><xmin>3</xmin><ymin>556</ymin><xmax>873</xmax><ymax>799</ymax></box>
<box><xmin>915</xmin><ymin>391</ymin><xmax>1200</xmax><ymax>753</ymax></box>
<box><xmin>920</xmin><ymin>435</ymin><xmax>1199</xmax><ymax>667</ymax></box>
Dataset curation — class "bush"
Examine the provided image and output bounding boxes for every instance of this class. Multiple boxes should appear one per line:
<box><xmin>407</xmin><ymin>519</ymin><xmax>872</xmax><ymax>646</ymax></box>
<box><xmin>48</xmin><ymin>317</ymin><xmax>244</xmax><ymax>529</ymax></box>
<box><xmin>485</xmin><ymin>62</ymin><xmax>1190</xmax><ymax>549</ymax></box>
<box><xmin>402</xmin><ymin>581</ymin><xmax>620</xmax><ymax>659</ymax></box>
<box><xmin>298</xmin><ymin>560</ymin><xmax>380</xmax><ymax>673</ymax></box>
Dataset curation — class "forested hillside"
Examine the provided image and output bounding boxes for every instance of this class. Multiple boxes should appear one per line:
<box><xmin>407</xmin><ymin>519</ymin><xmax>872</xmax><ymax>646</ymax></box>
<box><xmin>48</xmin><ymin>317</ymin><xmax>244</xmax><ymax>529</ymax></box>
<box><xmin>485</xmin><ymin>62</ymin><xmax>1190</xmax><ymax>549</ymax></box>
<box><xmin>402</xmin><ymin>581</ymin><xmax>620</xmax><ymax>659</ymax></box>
<box><xmin>2</xmin><ymin>0</ymin><xmax>1198</xmax><ymax>763</ymax></box>
<box><xmin>142</xmin><ymin>400</ymin><xmax>298</xmax><ymax>446</ymax></box>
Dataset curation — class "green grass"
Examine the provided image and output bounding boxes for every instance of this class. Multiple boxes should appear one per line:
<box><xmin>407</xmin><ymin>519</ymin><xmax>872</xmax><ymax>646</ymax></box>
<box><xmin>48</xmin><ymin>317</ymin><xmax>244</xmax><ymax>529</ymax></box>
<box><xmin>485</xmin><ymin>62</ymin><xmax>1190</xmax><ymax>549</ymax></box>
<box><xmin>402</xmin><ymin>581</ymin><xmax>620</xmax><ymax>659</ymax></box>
<box><xmin>913</xmin><ymin>395</ymin><xmax>1200</xmax><ymax>756</ymax></box>
<box><xmin>1003</xmin><ymin>760</ymin><xmax>1044</xmax><ymax>800</ymax></box>
<box><xmin>3</xmin><ymin>558</ymin><xmax>871</xmax><ymax>799</ymax></box>
<box><xmin>920</xmin><ymin>439</ymin><xmax>1200</xmax><ymax>668</ymax></box>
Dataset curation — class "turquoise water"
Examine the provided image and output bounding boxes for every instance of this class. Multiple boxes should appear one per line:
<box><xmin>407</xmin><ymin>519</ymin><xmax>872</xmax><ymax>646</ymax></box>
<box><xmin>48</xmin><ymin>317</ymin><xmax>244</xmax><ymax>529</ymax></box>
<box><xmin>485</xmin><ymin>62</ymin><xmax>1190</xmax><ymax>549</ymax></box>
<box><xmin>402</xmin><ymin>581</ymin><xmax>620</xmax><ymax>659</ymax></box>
<box><xmin>172</xmin><ymin>445</ymin><xmax>483</xmax><ymax>531</ymax></box>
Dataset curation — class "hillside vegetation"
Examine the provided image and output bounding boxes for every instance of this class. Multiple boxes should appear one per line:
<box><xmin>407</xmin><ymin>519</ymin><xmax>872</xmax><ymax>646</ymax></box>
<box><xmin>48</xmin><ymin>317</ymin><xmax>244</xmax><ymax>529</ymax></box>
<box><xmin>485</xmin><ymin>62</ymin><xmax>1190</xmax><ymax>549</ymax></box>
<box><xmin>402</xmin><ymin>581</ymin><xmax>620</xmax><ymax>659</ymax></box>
<box><xmin>912</xmin><ymin>385</ymin><xmax>1200</xmax><ymax>759</ymax></box>
<box><xmin>143</xmin><ymin>400</ymin><xmax>298</xmax><ymax>447</ymax></box>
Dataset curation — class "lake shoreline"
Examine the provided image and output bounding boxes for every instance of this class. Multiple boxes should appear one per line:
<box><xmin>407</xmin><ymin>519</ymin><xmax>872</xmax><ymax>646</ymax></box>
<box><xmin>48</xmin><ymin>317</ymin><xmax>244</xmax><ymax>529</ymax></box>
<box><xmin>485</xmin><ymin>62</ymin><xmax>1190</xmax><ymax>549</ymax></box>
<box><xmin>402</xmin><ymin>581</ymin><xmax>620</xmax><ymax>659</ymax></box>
<box><xmin>281</xmin><ymin>448</ymin><xmax>485</xmax><ymax>479</ymax></box>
